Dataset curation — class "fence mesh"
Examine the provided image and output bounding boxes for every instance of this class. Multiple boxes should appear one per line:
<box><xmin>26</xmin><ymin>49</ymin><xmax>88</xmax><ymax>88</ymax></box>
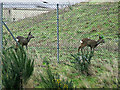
<box><xmin>2</xmin><ymin>2</ymin><xmax>118</xmax><ymax>63</ymax></box>
<box><xmin>1</xmin><ymin>2</ymin><xmax>119</xmax><ymax>88</ymax></box>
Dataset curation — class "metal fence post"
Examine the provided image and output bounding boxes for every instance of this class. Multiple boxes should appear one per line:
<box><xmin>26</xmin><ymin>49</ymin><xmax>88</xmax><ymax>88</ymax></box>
<box><xmin>2</xmin><ymin>21</ymin><xmax>19</xmax><ymax>45</ymax></box>
<box><xmin>57</xmin><ymin>4</ymin><xmax>59</xmax><ymax>63</ymax></box>
<box><xmin>0</xmin><ymin>3</ymin><xmax>3</xmax><ymax>89</ymax></box>
<box><xmin>118</xmin><ymin>34</ymin><xmax>120</xmax><ymax>88</ymax></box>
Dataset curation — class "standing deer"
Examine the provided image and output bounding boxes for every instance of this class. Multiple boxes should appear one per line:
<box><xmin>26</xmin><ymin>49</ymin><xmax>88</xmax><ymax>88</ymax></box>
<box><xmin>78</xmin><ymin>36</ymin><xmax>105</xmax><ymax>53</ymax></box>
<box><xmin>15</xmin><ymin>32</ymin><xmax>34</xmax><ymax>50</ymax></box>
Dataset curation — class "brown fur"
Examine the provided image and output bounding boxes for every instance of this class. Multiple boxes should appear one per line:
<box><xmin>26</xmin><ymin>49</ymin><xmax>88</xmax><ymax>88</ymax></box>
<box><xmin>78</xmin><ymin>36</ymin><xmax>105</xmax><ymax>53</ymax></box>
<box><xmin>16</xmin><ymin>32</ymin><xmax>34</xmax><ymax>50</ymax></box>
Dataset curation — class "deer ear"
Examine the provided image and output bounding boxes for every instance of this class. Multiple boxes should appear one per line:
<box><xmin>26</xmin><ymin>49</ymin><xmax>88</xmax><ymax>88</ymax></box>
<box><xmin>28</xmin><ymin>32</ymin><xmax>31</xmax><ymax>35</ymax></box>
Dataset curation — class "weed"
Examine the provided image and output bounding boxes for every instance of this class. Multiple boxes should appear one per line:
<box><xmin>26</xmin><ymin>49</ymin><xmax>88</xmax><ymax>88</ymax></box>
<box><xmin>2</xmin><ymin>46</ymin><xmax>34</xmax><ymax>89</ymax></box>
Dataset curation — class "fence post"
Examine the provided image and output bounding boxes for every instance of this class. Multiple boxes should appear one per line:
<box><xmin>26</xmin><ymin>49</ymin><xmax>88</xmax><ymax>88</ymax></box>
<box><xmin>0</xmin><ymin>3</ymin><xmax>3</xmax><ymax>89</ymax></box>
<box><xmin>57</xmin><ymin>4</ymin><xmax>59</xmax><ymax>63</ymax></box>
<box><xmin>118</xmin><ymin>34</ymin><xmax>120</xmax><ymax>88</ymax></box>
<box><xmin>118</xmin><ymin>3</ymin><xmax>120</xmax><ymax>88</ymax></box>
<box><xmin>2</xmin><ymin>21</ymin><xmax>19</xmax><ymax>45</ymax></box>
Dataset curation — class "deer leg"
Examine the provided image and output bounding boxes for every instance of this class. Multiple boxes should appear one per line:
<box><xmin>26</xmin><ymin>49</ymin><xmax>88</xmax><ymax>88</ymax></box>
<box><xmin>81</xmin><ymin>48</ymin><xmax>84</xmax><ymax>54</ymax></box>
<box><xmin>16</xmin><ymin>44</ymin><xmax>18</xmax><ymax>48</ymax></box>
<box><xmin>90</xmin><ymin>47</ymin><xmax>92</xmax><ymax>52</ymax></box>
<box><xmin>78</xmin><ymin>43</ymin><xmax>84</xmax><ymax>53</ymax></box>
<box><xmin>92</xmin><ymin>48</ymin><xmax>95</xmax><ymax>54</ymax></box>
<box><xmin>78</xmin><ymin>46</ymin><xmax>81</xmax><ymax>53</ymax></box>
<box><xmin>15</xmin><ymin>44</ymin><xmax>18</xmax><ymax>51</ymax></box>
<box><xmin>25</xmin><ymin>45</ymin><xmax>28</xmax><ymax>50</ymax></box>
<box><xmin>79</xmin><ymin>43</ymin><xmax>87</xmax><ymax>54</ymax></box>
<box><xmin>78</xmin><ymin>46</ymin><xmax>84</xmax><ymax>54</ymax></box>
<box><xmin>90</xmin><ymin>47</ymin><xmax>94</xmax><ymax>56</ymax></box>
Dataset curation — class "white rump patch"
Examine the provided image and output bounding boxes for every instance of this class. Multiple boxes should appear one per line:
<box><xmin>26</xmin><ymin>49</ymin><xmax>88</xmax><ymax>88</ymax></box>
<box><xmin>80</xmin><ymin>40</ymin><xmax>83</xmax><ymax>43</ymax></box>
<box><xmin>16</xmin><ymin>39</ymin><xmax>19</xmax><ymax>42</ymax></box>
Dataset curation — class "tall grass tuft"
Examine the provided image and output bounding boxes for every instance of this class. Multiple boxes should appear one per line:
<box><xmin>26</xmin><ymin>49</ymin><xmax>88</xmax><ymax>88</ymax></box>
<box><xmin>2</xmin><ymin>46</ymin><xmax>34</xmax><ymax>89</ymax></box>
<box><xmin>71</xmin><ymin>47</ymin><xmax>94</xmax><ymax>75</ymax></box>
<box><xmin>40</xmin><ymin>60</ymin><xmax>74</xmax><ymax>89</ymax></box>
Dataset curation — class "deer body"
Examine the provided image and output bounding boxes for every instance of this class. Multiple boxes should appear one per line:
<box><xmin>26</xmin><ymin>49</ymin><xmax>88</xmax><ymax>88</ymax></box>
<box><xmin>16</xmin><ymin>32</ymin><xmax>34</xmax><ymax>49</ymax></box>
<box><xmin>78</xmin><ymin>36</ymin><xmax>105</xmax><ymax>53</ymax></box>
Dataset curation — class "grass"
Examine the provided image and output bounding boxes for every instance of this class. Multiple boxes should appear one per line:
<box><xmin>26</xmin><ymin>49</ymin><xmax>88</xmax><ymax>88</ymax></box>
<box><xmin>3</xmin><ymin>2</ymin><xmax>118</xmax><ymax>88</ymax></box>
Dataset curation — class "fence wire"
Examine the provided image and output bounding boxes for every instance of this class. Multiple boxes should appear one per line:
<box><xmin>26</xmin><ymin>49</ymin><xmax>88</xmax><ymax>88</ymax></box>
<box><xmin>2</xmin><ymin>2</ymin><xmax>118</xmax><ymax>64</ymax></box>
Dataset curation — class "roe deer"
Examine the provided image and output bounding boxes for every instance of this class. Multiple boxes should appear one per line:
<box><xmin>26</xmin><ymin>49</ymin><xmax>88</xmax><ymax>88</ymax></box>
<box><xmin>78</xmin><ymin>36</ymin><xmax>105</xmax><ymax>53</ymax></box>
<box><xmin>15</xmin><ymin>32</ymin><xmax>34</xmax><ymax>50</ymax></box>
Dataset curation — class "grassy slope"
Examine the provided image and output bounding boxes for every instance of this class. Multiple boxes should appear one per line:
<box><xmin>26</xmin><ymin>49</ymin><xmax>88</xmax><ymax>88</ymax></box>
<box><xmin>3</xmin><ymin>2</ymin><xmax>118</xmax><ymax>88</ymax></box>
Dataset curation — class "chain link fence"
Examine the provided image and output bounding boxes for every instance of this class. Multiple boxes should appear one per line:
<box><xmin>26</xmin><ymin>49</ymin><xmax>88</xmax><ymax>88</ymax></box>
<box><xmin>0</xmin><ymin>2</ymin><xmax>119</xmax><ymax>88</ymax></box>
<box><xmin>2</xmin><ymin>2</ymin><xmax>118</xmax><ymax>64</ymax></box>
<box><xmin>3</xmin><ymin>3</ymin><xmax>58</xmax><ymax>64</ymax></box>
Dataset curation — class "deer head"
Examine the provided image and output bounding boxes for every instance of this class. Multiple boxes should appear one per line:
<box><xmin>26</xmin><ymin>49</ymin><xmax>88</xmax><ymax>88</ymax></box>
<box><xmin>26</xmin><ymin>32</ymin><xmax>35</xmax><ymax>42</ymax></box>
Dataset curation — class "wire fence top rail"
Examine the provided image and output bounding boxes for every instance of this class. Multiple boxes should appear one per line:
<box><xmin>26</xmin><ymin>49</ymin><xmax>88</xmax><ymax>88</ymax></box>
<box><xmin>2</xmin><ymin>2</ymin><xmax>72</xmax><ymax>9</ymax></box>
<box><xmin>2</xmin><ymin>2</ymin><xmax>117</xmax><ymax>10</ymax></box>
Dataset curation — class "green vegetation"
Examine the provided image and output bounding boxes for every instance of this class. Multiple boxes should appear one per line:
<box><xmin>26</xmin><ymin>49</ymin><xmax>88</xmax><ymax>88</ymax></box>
<box><xmin>2</xmin><ymin>46</ymin><xmax>34</xmax><ymax>89</ymax></box>
<box><xmin>2</xmin><ymin>2</ymin><xmax>118</xmax><ymax>88</ymax></box>
<box><xmin>36</xmin><ymin>60</ymin><xmax>74</xmax><ymax>88</ymax></box>
<box><xmin>71</xmin><ymin>49</ymin><xmax>94</xmax><ymax>75</ymax></box>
